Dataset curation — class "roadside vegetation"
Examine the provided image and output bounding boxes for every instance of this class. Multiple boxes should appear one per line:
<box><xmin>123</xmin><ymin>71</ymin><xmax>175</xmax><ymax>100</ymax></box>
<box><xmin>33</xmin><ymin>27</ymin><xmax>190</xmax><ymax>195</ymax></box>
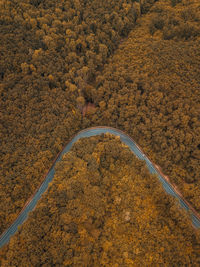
<box><xmin>0</xmin><ymin>0</ymin><xmax>149</xmax><ymax>233</ymax></box>
<box><xmin>1</xmin><ymin>134</ymin><xmax>199</xmax><ymax>266</ymax></box>
<box><xmin>86</xmin><ymin>0</ymin><xmax>200</xmax><ymax>212</ymax></box>
<box><xmin>0</xmin><ymin>0</ymin><xmax>200</xmax><ymax>264</ymax></box>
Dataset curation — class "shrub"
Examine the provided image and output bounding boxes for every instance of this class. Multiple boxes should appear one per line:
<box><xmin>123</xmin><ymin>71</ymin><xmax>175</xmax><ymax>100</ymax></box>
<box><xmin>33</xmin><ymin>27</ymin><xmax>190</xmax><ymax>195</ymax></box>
<box><xmin>181</xmin><ymin>8</ymin><xmax>199</xmax><ymax>22</ymax></box>
<box><xmin>162</xmin><ymin>26</ymin><xmax>176</xmax><ymax>40</ymax></box>
<box><xmin>149</xmin><ymin>15</ymin><xmax>165</xmax><ymax>35</ymax></box>
<box><xmin>171</xmin><ymin>0</ymin><xmax>182</xmax><ymax>7</ymax></box>
<box><xmin>176</xmin><ymin>23</ymin><xmax>199</xmax><ymax>40</ymax></box>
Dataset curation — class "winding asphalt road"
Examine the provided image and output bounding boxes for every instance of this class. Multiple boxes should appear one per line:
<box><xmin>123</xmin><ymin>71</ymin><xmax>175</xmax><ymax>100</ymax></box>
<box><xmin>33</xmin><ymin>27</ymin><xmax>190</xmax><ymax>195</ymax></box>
<box><xmin>0</xmin><ymin>126</ymin><xmax>200</xmax><ymax>248</ymax></box>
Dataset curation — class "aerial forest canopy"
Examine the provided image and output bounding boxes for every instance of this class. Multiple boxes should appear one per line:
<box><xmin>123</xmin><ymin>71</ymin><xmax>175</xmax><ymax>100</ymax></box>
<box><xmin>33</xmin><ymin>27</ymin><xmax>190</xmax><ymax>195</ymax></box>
<box><xmin>1</xmin><ymin>134</ymin><xmax>200</xmax><ymax>266</ymax></box>
<box><xmin>0</xmin><ymin>0</ymin><xmax>144</xmax><ymax>233</ymax></box>
<box><xmin>0</xmin><ymin>0</ymin><xmax>200</xmax><ymax>265</ymax></box>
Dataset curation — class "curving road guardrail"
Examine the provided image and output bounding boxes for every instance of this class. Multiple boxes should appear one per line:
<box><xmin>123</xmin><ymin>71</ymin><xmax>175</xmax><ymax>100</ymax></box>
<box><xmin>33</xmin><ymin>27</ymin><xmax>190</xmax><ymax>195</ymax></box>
<box><xmin>0</xmin><ymin>126</ymin><xmax>200</xmax><ymax>248</ymax></box>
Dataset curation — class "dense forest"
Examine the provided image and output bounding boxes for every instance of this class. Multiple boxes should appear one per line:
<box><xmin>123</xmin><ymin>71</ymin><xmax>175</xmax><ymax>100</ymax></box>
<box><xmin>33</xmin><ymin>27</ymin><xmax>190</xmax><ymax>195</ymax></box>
<box><xmin>0</xmin><ymin>0</ymin><xmax>151</xmax><ymax>233</ymax></box>
<box><xmin>89</xmin><ymin>0</ymin><xmax>200</xmax><ymax>212</ymax></box>
<box><xmin>0</xmin><ymin>0</ymin><xmax>200</xmax><ymax>264</ymax></box>
<box><xmin>1</xmin><ymin>134</ymin><xmax>200</xmax><ymax>266</ymax></box>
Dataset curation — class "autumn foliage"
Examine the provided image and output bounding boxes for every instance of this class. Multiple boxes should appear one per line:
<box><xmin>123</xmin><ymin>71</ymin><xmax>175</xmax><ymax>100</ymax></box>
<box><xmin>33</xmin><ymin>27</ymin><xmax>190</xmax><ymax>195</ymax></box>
<box><xmin>0</xmin><ymin>0</ymin><xmax>200</xmax><ymax>265</ymax></box>
<box><xmin>0</xmin><ymin>0</ymin><xmax>146</xmax><ymax>233</ymax></box>
<box><xmin>1</xmin><ymin>134</ymin><xmax>199</xmax><ymax>266</ymax></box>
